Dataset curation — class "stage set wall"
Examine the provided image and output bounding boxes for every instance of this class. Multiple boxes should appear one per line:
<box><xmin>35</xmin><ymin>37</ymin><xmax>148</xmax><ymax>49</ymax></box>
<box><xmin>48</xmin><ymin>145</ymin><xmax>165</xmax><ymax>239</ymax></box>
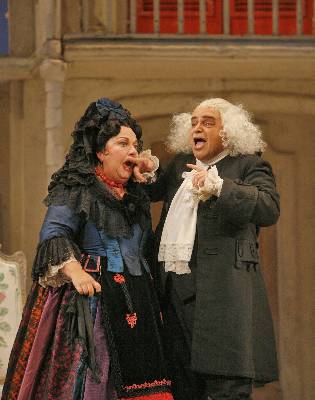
<box><xmin>0</xmin><ymin>1</ymin><xmax>314</xmax><ymax>399</ymax></box>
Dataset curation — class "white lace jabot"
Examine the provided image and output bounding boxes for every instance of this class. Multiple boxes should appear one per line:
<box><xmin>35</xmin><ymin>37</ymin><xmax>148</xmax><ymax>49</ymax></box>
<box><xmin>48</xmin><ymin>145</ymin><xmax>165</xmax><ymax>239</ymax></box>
<box><xmin>158</xmin><ymin>151</ymin><xmax>228</xmax><ymax>274</ymax></box>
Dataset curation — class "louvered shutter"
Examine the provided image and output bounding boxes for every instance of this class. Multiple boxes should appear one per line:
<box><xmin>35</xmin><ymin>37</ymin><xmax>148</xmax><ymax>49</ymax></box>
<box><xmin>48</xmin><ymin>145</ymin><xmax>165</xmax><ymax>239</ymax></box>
<box><xmin>135</xmin><ymin>0</ymin><xmax>223</xmax><ymax>34</ymax></box>
<box><xmin>230</xmin><ymin>0</ymin><xmax>313</xmax><ymax>35</ymax></box>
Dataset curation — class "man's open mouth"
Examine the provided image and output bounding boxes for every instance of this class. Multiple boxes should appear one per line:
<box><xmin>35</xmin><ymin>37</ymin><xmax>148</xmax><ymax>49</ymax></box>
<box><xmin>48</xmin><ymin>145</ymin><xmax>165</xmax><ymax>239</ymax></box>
<box><xmin>194</xmin><ymin>138</ymin><xmax>206</xmax><ymax>149</ymax></box>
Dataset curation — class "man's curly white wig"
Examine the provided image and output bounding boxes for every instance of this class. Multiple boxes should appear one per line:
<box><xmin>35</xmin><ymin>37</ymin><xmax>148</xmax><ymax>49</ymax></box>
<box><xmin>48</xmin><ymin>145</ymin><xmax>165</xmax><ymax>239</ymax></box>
<box><xmin>167</xmin><ymin>98</ymin><xmax>266</xmax><ymax>156</ymax></box>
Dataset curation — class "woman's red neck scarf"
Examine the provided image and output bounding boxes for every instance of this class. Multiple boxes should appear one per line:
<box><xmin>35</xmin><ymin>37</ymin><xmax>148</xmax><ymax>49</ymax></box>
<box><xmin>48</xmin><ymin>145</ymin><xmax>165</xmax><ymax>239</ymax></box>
<box><xmin>95</xmin><ymin>166</ymin><xmax>126</xmax><ymax>198</ymax></box>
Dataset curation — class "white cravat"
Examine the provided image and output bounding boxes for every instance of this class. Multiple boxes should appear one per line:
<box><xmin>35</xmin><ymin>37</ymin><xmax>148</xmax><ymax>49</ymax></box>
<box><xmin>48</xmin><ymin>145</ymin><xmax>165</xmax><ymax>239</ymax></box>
<box><xmin>158</xmin><ymin>150</ymin><xmax>229</xmax><ymax>274</ymax></box>
<box><xmin>196</xmin><ymin>149</ymin><xmax>230</xmax><ymax>168</ymax></box>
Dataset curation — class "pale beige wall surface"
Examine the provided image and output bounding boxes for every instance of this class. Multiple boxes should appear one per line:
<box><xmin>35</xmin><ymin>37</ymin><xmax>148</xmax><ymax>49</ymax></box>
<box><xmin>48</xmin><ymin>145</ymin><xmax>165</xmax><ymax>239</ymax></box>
<box><xmin>22</xmin><ymin>80</ymin><xmax>47</xmax><ymax>280</ymax></box>
<box><xmin>0</xmin><ymin>83</ymin><xmax>10</xmax><ymax>252</ymax></box>
<box><xmin>9</xmin><ymin>0</ymin><xmax>35</xmax><ymax>56</ymax></box>
<box><xmin>262</xmin><ymin>113</ymin><xmax>315</xmax><ymax>400</ymax></box>
<box><xmin>6</xmin><ymin>79</ymin><xmax>46</xmax><ymax>289</ymax></box>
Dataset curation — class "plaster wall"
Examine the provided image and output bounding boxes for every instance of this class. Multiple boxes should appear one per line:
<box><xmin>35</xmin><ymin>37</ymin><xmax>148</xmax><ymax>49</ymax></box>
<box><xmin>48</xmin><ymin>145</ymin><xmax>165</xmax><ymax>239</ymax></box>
<box><xmin>8</xmin><ymin>80</ymin><xmax>46</xmax><ymax>285</ymax></box>
<box><xmin>0</xmin><ymin>84</ymin><xmax>10</xmax><ymax>252</ymax></box>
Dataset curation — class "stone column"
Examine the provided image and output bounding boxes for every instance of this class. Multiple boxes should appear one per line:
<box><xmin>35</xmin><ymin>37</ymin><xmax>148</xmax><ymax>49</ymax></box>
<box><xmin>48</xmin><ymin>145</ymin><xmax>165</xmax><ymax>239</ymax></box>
<box><xmin>39</xmin><ymin>59</ymin><xmax>67</xmax><ymax>184</ymax></box>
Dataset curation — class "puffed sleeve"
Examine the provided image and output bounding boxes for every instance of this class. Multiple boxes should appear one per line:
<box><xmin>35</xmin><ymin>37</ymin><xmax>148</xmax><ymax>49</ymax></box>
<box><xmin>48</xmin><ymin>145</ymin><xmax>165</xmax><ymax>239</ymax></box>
<box><xmin>32</xmin><ymin>205</ymin><xmax>82</xmax><ymax>283</ymax></box>
<box><xmin>217</xmin><ymin>156</ymin><xmax>280</xmax><ymax>227</ymax></box>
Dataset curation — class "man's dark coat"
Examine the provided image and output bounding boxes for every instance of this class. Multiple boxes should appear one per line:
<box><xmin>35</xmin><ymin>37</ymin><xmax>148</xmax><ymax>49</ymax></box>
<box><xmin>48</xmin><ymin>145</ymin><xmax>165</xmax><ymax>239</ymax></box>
<box><xmin>147</xmin><ymin>152</ymin><xmax>280</xmax><ymax>383</ymax></box>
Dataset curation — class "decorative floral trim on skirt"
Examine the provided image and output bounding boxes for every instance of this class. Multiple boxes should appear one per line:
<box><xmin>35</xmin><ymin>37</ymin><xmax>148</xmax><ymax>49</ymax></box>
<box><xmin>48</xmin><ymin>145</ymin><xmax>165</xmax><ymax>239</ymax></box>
<box><xmin>99</xmin><ymin>269</ymin><xmax>173</xmax><ymax>399</ymax></box>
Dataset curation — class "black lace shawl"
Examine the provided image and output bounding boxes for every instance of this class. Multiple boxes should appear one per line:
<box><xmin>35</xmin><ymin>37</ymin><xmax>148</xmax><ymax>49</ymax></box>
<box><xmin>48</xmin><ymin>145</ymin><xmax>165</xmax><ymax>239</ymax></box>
<box><xmin>32</xmin><ymin>139</ymin><xmax>151</xmax><ymax>279</ymax></box>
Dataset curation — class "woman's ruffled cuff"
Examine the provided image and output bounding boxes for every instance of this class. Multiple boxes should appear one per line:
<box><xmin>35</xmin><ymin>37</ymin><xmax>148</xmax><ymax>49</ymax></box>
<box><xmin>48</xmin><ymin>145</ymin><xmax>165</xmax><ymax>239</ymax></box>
<box><xmin>39</xmin><ymin>256</ymin><xmax>77</xmax><ymax>288</ymax></box>
<box><xmin>138</xmin><ymin>149</ymin><xmax>159</xmax><ymax>183</ymax></box>
<box><xmin>32</xmin><ymin>236</ymin><xmax>81</xmax><ymax>280</ymax></box>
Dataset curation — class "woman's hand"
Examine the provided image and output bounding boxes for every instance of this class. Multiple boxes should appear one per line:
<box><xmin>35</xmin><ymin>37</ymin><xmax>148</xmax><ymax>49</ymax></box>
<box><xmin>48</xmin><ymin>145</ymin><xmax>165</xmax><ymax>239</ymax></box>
<box><xmin>61</xmin><ymin>261</ymin><xmax>101</xmax><ymax>297</ymax></box>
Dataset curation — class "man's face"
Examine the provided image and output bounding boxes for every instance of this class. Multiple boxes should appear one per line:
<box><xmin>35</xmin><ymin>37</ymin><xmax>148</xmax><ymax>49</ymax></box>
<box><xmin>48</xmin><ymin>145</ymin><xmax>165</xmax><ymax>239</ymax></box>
<box><xmin>189</xmin><ymin>106</ymin><xmax>224</xmax><ymax>163</ymax></box>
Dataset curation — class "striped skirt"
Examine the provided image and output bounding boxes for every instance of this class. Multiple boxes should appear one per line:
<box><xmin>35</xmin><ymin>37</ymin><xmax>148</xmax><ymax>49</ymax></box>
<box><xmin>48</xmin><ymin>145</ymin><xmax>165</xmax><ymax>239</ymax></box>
<box><xmin>1</xmin><ymin>269</ymin><xmax>173</xmax><ymax>400</ymax></box>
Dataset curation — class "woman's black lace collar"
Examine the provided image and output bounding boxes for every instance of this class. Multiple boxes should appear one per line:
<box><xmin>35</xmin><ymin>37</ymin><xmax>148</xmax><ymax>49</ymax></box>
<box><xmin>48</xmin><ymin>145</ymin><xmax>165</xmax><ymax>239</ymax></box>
<box><xmin>44</xmin><ymin>174</ymin><xmax>151</xmax><ymax>238</ymax></box>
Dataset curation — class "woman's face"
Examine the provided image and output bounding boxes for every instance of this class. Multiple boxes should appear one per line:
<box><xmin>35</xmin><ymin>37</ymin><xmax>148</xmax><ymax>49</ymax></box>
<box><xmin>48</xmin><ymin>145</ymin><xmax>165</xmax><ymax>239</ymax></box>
<box><xmin>97</xmin><ymin>126</ymin><xmax>139</xmax><ymax>184</ymax></box>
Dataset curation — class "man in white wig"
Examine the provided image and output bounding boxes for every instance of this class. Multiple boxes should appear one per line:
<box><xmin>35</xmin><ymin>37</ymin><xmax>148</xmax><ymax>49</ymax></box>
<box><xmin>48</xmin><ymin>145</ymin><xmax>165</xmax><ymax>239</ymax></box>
<box><xmin>145</xmin><ymin>98</ymin><xmax>280</xmax><ymax>400</ymax></box>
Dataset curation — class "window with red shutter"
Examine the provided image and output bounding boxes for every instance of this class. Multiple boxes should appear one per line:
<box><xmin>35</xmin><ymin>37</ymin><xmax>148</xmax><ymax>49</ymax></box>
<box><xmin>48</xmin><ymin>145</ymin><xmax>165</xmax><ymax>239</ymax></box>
<box><xmin>135</xmin><ymin>0</ymin><xmax>223</xmax><ymax>34</ymax></box>
<box><xmin>132</xmin><ymin>0</ymin><xmax>313</xmax><ymax>35</ymax></box>
<box><xmin>230</xmin><ymin>0</ymin><xmax>313</xmax><ymax>35</ymax></box>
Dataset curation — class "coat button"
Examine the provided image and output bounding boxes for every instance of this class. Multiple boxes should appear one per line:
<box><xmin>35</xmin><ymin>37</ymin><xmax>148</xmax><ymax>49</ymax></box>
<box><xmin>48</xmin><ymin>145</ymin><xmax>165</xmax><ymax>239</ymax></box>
<box><xmin>128</xmin><ymin>203</ymin><xmax>136</xmax><ymax>212</ymax></box>
<box><xmin>204</xmin><ymin>248</ymin><xmax>219</xmax><ymax>255</ymax></box>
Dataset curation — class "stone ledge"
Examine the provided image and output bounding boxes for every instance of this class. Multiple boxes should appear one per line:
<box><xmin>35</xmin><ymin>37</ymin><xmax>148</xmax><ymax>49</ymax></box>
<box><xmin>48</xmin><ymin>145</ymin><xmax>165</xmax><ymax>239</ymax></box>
<box><xmin>63</xmin><ymin>39</ymin><xmax>315</xmax><ymax>81</ymax></box>
<box><xmin>0</xmin><ymin>57</ymin><xmax>35</xmax><ymax>81</ymax></box>
<box><xmin>63</xmin><ymin>38</ymin><xmax>315</xmax><ymax>61</ymax></box>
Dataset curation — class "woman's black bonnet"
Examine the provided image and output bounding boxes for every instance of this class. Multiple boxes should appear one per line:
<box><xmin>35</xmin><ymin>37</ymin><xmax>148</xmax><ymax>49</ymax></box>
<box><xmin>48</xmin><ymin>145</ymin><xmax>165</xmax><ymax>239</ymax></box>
<box><xmin>73</xmin><ymin>98</ymin><xmax>142</xmax><ymax>165</ymax></box>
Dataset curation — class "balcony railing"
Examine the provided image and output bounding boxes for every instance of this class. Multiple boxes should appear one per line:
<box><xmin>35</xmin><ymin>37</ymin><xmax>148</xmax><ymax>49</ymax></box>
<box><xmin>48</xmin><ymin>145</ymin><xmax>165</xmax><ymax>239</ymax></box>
<box><xmin>125</xmin><ymin>0</ymin><xmax>314</xmax><ymax>37</ymax></box>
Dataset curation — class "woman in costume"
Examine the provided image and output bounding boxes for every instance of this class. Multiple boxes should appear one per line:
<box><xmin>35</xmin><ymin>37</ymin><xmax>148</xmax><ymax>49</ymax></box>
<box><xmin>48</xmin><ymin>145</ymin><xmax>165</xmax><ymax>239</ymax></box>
<box><xmin>2</xmin><ymin>98</ymin><xmax>173</xmax><ymax>400</ymax></box>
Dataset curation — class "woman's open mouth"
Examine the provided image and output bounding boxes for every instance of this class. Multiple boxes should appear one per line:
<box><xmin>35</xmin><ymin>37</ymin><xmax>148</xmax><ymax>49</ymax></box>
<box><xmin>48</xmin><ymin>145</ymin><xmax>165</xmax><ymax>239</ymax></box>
<box><xmin>123</xmin><ymin>160</ymin><xmax>134</xmax><ymax>172</ymax></box>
